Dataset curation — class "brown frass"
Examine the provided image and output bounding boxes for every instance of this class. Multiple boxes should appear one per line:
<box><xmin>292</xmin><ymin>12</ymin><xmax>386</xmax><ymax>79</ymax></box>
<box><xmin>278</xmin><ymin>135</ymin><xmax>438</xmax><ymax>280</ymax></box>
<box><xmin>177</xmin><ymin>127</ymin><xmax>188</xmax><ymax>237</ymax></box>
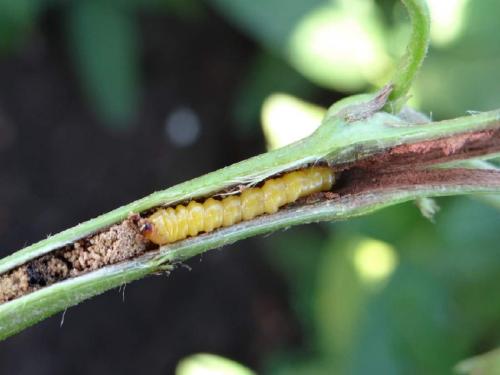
<box><xmin>0</xmin><ymin>216</ymin><xmax>147</xmax><ymax>304</ymax></box>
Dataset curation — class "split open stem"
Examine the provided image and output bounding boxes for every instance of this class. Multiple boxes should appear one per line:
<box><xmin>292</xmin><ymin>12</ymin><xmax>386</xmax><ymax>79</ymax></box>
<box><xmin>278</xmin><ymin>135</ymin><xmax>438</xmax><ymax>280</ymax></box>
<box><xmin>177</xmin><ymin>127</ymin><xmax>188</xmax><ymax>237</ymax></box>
<box><xmin>1</xmin><ymin>91</ymin><xmax>500</xmax><ymax>340</ymax></box>
<box><xmin>0</xmin><ymin>0</ymin><xmax>497</xmax><ymax>342</ymax></box>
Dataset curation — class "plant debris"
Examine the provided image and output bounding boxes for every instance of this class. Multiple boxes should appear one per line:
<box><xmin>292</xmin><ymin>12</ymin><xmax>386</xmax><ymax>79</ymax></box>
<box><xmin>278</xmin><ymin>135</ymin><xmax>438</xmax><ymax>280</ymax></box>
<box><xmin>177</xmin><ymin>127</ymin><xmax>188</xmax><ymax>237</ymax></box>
<box><xmin>0</xmin><ymin>216</ymin><xmax>147</xmax><ymax>304</ymax></box>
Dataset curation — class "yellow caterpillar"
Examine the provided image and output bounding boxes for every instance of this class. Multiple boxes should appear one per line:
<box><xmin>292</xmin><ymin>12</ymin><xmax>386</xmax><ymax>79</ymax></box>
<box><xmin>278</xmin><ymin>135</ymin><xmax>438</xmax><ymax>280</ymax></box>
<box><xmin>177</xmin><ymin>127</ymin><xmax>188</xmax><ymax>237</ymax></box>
<box><xmin>143</xmin><ymin>166</ymin><xmax>335</xmax><ymax>245</ymax></box>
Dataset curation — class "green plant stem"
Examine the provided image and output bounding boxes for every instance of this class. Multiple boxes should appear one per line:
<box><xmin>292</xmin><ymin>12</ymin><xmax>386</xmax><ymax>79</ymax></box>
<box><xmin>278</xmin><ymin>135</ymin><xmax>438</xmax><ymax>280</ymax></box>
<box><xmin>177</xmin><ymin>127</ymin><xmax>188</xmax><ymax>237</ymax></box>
<box><xmin>1</xmin><ymin>96</ymin><xmax>500</xmax><ymax>340</ymax></box>
<box><xmin>1</xmin><ymin>172</ymin><xmax>499</xmax><ymax>341</ymax></box>
<box><xmin>0</xmin><ymin>0</ymin><xmax>494</xmax><ymax>342</ymax></box>
<box><xmin>1</xmin><ymin>98</ymin><xmax>499</xmax><ymax>275</ymax></box>
<box><xmin>385</xmin><ymin>0</ymin><xmax>430</xmax><ymax>112</ymax></box>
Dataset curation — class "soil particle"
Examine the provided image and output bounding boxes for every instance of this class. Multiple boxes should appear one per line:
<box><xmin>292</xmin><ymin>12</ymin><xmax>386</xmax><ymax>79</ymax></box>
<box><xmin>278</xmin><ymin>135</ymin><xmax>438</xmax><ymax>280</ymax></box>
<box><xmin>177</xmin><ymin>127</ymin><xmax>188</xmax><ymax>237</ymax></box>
<box><xmin>0</xmin><ymin>266</ymin><xmax>30</xmax><ymax>303</ymax></box>
<box><xmin>62</xmin><ymin>216</ymin><xmax>147</xmax><ymax>276</ymax></box>
<box><xmin>0</xmin><ymin>216</ymin><xmax>146</xmax><ymax>304</ymax></box>
<box><xmin>27</xmin><ymin>255</ymin><xmax>70</xmax><ymax>287</ymax></box>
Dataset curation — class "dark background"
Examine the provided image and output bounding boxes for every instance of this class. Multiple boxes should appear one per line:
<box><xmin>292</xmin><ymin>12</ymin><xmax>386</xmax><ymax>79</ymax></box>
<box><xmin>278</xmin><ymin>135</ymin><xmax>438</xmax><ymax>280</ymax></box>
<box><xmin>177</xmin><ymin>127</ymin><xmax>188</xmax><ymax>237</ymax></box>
<box><xmin>1</xmin><ymin>1</ymin><xmax>499</xmax><ymax>374</ymax></box>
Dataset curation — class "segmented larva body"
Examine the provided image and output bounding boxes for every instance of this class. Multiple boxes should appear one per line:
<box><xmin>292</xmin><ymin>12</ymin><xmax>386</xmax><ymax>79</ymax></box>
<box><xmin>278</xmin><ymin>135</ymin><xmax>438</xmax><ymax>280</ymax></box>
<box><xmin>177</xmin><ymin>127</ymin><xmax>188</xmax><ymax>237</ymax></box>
<box><xmin>143</xmin><ymin>166</ymin><xmax>335</xmax><ymax>245</ymax></box>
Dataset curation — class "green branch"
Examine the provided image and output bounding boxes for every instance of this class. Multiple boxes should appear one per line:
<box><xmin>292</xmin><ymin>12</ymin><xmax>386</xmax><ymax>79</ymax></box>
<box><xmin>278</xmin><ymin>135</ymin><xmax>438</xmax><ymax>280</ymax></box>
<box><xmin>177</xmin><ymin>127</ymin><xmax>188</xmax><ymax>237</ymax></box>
<box><xmin>385</xmin><ymin>0</ymin><xmax>430</xmax><ymax>112</ymax></box>
<box><xmin>2</xmin><ymin>171</ymin><xmax>499</xmax><ymax>340</ymax></box>
<box><xmin>1</xmin><ymin>91</ymin><xmax>500</xmax><ymax>340</ymax></box>
<box><xmin>0</xmin><ymin>0</ymin><xmax>498</xmax><ymax>342</ymax></box>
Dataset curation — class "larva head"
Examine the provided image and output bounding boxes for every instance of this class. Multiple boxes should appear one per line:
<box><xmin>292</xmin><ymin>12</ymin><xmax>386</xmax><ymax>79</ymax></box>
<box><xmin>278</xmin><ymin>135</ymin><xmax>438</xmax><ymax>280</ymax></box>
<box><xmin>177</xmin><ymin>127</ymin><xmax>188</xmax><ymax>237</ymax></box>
<box><xmin>142</xmin><ymin>209</ymin><xmax>178</xmax><ymax>244</ymax></box>
<box><xmin>140</xmin><ymin>219</ymin><xmax>165</xmax><ymax>244</ymax></box>
<box><xmin>140</xmin><ymin>221</ymin><xmax>153</xmax><ymax>234</ymax></box>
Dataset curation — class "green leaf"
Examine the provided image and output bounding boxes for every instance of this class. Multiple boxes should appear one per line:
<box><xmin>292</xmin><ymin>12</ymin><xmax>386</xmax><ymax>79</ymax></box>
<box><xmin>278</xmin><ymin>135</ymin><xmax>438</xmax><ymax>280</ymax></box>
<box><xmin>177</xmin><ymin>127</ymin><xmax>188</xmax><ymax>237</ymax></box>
<box><xmin>314</xmin><ymin>233</ymin><xmax>398</xmax><ymax>362</ymax></box>
<box><xmin>176</xmin><ymin>353</ymin><xmax>255</xmax><ymax>375</ymax></box>
<box><xmin>415</xmin><ymin>0</ymin><xmax>500</xmax><ymax>118</ymax></box>
<box><xmin>66</xmin><ymin>0</ymin><xmax>140</xmax><ymax>130</ymax></box>
<box><xmin>209</xmin><ymin>0</ymin><xmax>390</xmax><ymax>92</ymax></box>
<box><xmin>264</xmin><ymin>227</ymin><xmax>325</xmax><ymax>334</ymax></box>
<box><xmin>0</xmin><ymin>0</ymin><xmax>40</xmax><ymax>51</ymax></box>
<box><xmin>208</xmin><ymin>0</ymin><xmax>323</xmax><ymax>51</ymax></box>
<box><xmin>348</xmin><ymin>264</ymin><xmax>463</xmax><ymax>374</ymax></box>
<box><xmin>233</xmin><ymin>52</ymin><xmax>316</xmax><ymax>135</ymax></box>
<box><xmin>455</xmin><ymin>347</ymin><xmax>500</xmax><ymax>375</ymax></box>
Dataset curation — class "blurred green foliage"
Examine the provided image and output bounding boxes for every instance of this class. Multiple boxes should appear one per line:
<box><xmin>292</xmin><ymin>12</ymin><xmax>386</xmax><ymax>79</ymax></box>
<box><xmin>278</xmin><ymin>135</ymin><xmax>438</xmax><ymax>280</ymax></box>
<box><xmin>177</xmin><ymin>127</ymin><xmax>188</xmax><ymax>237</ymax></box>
<box><xmin>0</xmin><ymin>0</ymin><xmax>200</xmax><ymax>130</ymax></box>
<box><xmin>233</xmin><ymin>52</ymin><xmax>317</xmax><ymax>136</ymax></box>
<box><xmin>264</xmin><ymin>199</ymin><xmax>500</xmax><ymax>374</ymax></box>
<box><xmin>216</xmin><ymin>0</ymin><xmax>500</xmax><ymax>123</ymax></box>
<box><xmin>66</xmin><ymin>0</ymin><xmax>140</xmax><ymax>128</ymax></box>
<box><xmin>3</xmin><ymin>0</ymin><xmax>500</xmax><ymax>127</ymax></box>
<box><xmin>455</xmin><ymin>347</ymin><xmax>500</xmax><ymax>375</ymax></box>
<box><xmin>0</xmin><ymin>0</ymin><xmax>40</xmax><ymax>51</ymax></box>
<box><xmin>176</xmin><ymin>353</ymin><xmax>256</xmax><ymax>375</ymax></box>
<box><xmin>410</xmin><ymin>0</ymin><xmax>500</xmax><ymax>118</ymax></box>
